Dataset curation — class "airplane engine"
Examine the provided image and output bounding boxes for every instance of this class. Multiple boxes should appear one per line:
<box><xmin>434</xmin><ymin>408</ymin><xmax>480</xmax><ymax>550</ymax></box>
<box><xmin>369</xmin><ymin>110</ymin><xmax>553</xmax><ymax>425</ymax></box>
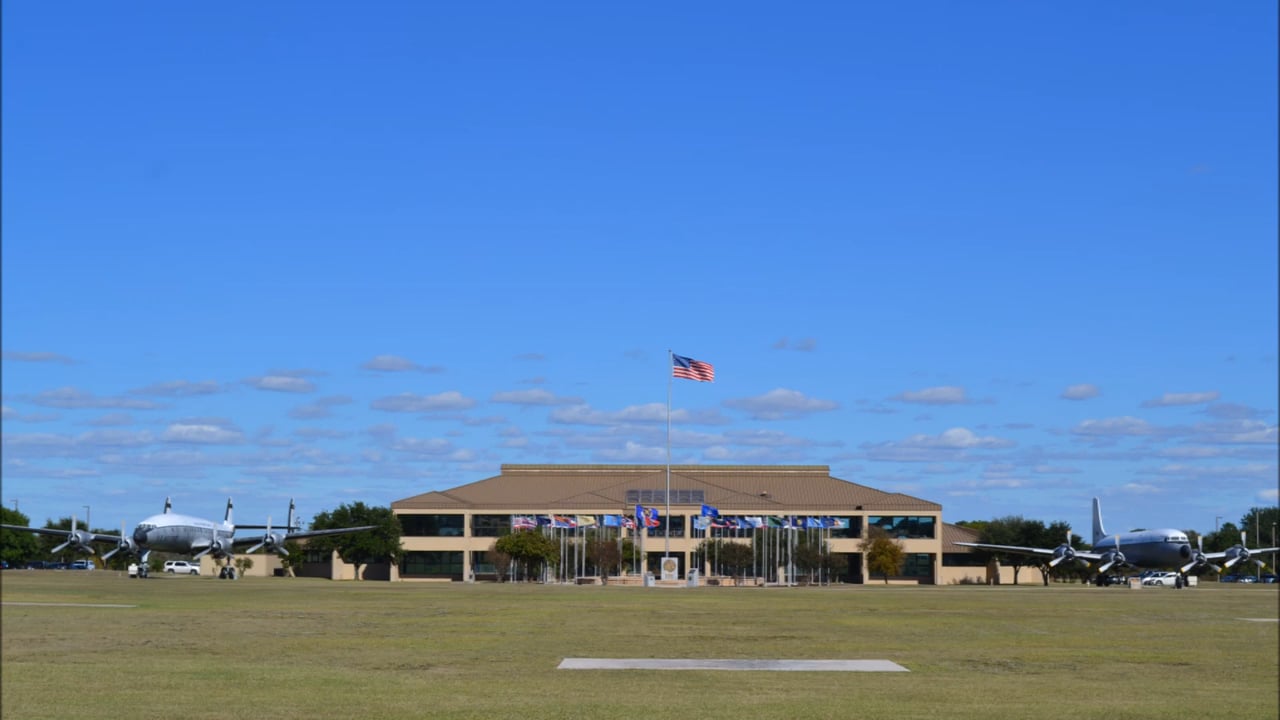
<box><xmin>1179</xmin><ymin>536</ymin><xmax>1218</xmax><ymax>574</ymax></box>
<box><xmin>1048</xmin><ymin>544</ymin><xmax>1076</xmax><ymax>568</ymax></box>
<box><xmin>1095</xmin><ymin>536</ymin><xmax>1126</xmax><ymax>575</ymax></box>
<box><xmin>51</xmin><ymin>516</ymin><xmax>96</xmax><ymax>555</ymax></box>
<box><xmin>102</xmin><ymin>522</ymin><xmax>141</xmax><ymax>561</ymax></box>
<box><xmin>1221</xmin><ymin>532</ymin><xmax>1261</xmax><ymax>570</ymax></box>
<box><xmin>244</xmin><ymin>516</ymin><xmax>291</xmax><ymax>557</ymax></box>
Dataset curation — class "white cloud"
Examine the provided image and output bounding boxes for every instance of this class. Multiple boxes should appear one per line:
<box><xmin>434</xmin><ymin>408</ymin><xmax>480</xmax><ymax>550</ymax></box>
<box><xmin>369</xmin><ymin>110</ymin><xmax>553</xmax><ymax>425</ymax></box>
<box><xmin>1060</xmin><ymin>384</ymin><xmax>1100</xmax><ymax>401</ymax></box>
<box><xmin>160</xmin><ymin>424</ymin><xmax>245</xmax><ymax>444</ymax></box>
<box><xmin>1141</xmin><ymin>391</ymin><xmax>1221</xmax><ymax>408</ymax></box>
<box><xmin>130</xmin><ymin>380</ymin><xmax>224</xmax><ymax>397</ymax></box>
<box><xmin>370</xmin><ymin>391</ymin><xmax>477</xmax><ymax>413</ymax></box>
<box><xmin>900</xmin><ymin>428</ymin><xmax>1015</xmax><ymax>450</ymax></box>
<box><xmin>594</xmin><ymin>441</ymin><xmax>666</xmax><ymax>462</ymax></box>
<box><xmin>891</xmin><ymin>386</ymin><xmax>970</xmax><ymax>405</ymax></box>
<box><xmin>490</xmin><ymin>389</ymin><xmax>583</xmax><ymax>406</ymax></box>
<box><xmin>360</xmin><ymin>355</ymin><xmax>444</xmax><ymax>373</ymax></box>
<box><xmin>28</xmin><ymin>387</ymin><xmax>162</xmax><ymax>410</ymax></box>
<box><xmin>290</xmin><ymin>395</ymin><xmax>354</xmax><ymax>420</ymax></box>
<box><xmin>549</xmin><ymin>403</ymin><xmax>729</xmax><ymax>426</ymax></box>
<box><xmin>1186</xmin><ymin>420</ymin><xmax>1277</xmax><ymax>445</ymax></box>
<box><xmin>723</xmin><ymin>388</ymin><xmax>839</xmax><ymax>420</ymax></box>
<box><xmin>1259</xmin><ymin>488</ymin><xmax>1279</xmax><ymax>503</ymax></box>
<box><xmin>244</xmin><ymin>375</ymin><xmax>316</xmax><ymax>393</ymax></box>
<box><xmin>1071</xmin><ymin>416</ymin><xmax>1158</xmax><ymax>438</ymax></box>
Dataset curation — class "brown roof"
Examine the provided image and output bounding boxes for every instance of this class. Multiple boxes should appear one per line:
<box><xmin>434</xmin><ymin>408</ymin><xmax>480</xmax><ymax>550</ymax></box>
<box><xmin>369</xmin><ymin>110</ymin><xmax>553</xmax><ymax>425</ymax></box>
<box><xmin>943</xmin><ymin>522</ymin><xmax>981</xmax><ymax>552</ymax></box>
<box><xmin>392</xmin><ymin>464</ymin><xmax>941</xmax><ymax>513</ymax></box>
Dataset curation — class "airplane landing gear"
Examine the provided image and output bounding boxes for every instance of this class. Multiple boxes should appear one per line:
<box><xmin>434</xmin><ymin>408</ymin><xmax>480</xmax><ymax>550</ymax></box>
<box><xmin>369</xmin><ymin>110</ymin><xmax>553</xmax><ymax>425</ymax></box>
<box><xmin>218</xmin><ymin>563</ymin><xmax>237</xmax><ymax>580</ymax></box>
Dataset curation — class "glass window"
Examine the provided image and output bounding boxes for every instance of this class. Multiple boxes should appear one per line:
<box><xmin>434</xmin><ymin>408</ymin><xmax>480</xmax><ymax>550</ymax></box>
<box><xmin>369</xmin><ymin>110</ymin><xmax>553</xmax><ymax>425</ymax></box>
<box><xmin>867</xmin><ymin>516</ymin><xmax>936</xmax><ymax>539</ymax></box>
<box><xmin>471</xmin><ymin>514</ymin><xmax>511</xmax><ymax>537</ymax></box>
<box><xmin>399</xmin><ymin>514</ymin><xmax>465</xmax><ymax>537</ymax></box>
<box><xmin>646</xmin><ymin>515</ymin><xmax>685</xmax><ymax>538</ymax></box>
<box><xmin>901</xmin><ymin>553</ymin><xmax>934</xmax><ymax>578</ymax></box>
<box><xmin>400</xmin><ymin>551</ymin><xmax>463</xmax><ymax>579</ymax></box>
<box><xmin>625</xmin><ymin>489</ymin><xmax>705</xmax><ymax>505</ymax></box>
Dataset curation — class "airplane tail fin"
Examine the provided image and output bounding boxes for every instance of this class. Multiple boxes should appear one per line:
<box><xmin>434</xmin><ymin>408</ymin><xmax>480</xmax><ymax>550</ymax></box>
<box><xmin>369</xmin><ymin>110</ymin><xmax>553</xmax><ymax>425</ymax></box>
<box><xmin>1091</xmin><ymin>497</ymin><xmax>1107</xmax><ymax>545</ymax></box>
<box><xmin>287</xmin><ymin>498</ymin><xmax>297</xmax><ymax>532</ymax></box>
<box><xmin>224</xmin><ymin>498</ymin><xmax>234</xmax><ymax>525</ymax></box>
<box><xmin>163</xmin><ymin>497</ymin><xmax>172</xmax><ymax>514</ymax></box>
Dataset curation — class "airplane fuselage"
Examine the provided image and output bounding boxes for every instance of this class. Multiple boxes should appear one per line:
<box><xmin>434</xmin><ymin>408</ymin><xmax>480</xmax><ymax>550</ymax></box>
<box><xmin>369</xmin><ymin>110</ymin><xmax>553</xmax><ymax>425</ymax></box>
<box><xmin>1092</xmin><ymin>528</ymin><xmax>1192</xmax><ymax>571</ymax></box>
<box><xmin>133</xmin><ymin>512</ymin><xmax>235</xmax><ymax>555</ymax></box>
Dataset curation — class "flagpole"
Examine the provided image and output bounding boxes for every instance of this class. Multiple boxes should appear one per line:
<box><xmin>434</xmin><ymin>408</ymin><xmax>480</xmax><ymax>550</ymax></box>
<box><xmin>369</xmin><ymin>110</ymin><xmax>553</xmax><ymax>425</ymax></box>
<box><xmin>665</xmin><ymin>349</ymin><xmax>672</xmax><ymax>563</ymax></box>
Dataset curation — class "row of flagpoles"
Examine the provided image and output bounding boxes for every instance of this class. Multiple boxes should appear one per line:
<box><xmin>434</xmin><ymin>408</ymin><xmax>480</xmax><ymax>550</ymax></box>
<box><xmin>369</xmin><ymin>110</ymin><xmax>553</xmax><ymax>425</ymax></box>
<box><xmin>509</xmin><ymin>504</ymin><xmax>847</xmax><ymax>585</ymax></box>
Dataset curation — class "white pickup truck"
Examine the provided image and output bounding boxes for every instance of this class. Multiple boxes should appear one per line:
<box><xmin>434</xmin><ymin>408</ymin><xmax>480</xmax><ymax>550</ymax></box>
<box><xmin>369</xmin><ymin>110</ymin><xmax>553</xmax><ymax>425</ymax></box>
<box><xmin>163</xmin><ymin>560</ymin><xmax>200</xmax><ymax>575</ymax></box>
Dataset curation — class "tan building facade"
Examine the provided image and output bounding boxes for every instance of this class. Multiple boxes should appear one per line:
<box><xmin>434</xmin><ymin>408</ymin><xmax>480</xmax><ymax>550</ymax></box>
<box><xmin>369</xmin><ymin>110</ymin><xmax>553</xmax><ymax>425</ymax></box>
<box><xmin>391</xmin><ymin>464</ymin><xmax>944</xmax><ymax>584</ymax></box>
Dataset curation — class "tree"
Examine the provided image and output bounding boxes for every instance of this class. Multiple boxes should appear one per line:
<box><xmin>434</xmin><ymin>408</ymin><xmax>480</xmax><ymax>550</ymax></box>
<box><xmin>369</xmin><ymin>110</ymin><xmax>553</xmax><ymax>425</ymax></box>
<box><xmin>585</xmin><ymin>537</ymin><xmax>621</xmax><ymax>582</ymax></box>
<box><xmin>307</xmin><ymin>502</ymin><xmax>403</xmax><ymax>580</ymax></box>
<box><xmin>494</xmin><ymin>530</ymin><xmax>559</xmax><ymax>581</ymax></box>
<box><xmin>488</xmin><ymin>545</ymin><xmax>513</xmax><ymax>583</ymax></box>
<box><xmin>717</xmin><ymin>542</ymin><xmax>754</xmax><ymax>584</ymax></box>
<box><xmin>861</xmin><ymin>526</ymin><xmax>905</xmax><ymax>583</ymax></box>
<box><xmin>977</xmin><ymin>515</ymin><xmax>1051</xmax><ymax>585</ymax></box>
<box><xmin>233</xmin><ymin>556</ymin><xmax>254</xmax><ymax>577</ymax></box>
<box><xmin>1</xmin><ymin>508</ymin><xmax>40</xmax><ymax>566</ymax></box>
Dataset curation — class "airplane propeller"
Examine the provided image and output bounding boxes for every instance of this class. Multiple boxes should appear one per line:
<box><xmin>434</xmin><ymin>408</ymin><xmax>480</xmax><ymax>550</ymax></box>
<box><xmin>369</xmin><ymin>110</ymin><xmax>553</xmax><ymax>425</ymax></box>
<box><xmin>1048</xmin><ymin>528</ymin><xmax>1077</xmax><ymax>568</ymax></box>
<box><xmin>1095</xmin><ymin>534</ymin><xmax>1125</xmax><ymax>575</ymax></box>
<box><xmin>1221</xmin><ymin>531</ymin><xmax>1255</xmax><ymax>571</ymax></box>
<box><xmin>50</xmin><ymin>514</ymin><xmax>96</xmax><ymax>556</ymax></box>
<box><xmin>102</xmin><ymin>520</ymin><xmax>140</xmax><ymax>562</ymax></box>
<box><xmin>244</xmin><ymin>516</ymin><xmax>289</xmax><ymax>556</ymax></box>
<box><xmin>1180</xmin><ymin>535</ymin><xmax>1219</xmax><ymax>574</ymax></box>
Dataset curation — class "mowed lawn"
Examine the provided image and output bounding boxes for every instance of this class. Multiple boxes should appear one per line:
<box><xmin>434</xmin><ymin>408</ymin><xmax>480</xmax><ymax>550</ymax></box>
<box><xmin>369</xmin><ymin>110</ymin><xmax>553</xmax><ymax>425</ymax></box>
<box><xmin>2</xmin><ymin>572</ymin><xmax>1276</xmax><ymax>720</ymax></box>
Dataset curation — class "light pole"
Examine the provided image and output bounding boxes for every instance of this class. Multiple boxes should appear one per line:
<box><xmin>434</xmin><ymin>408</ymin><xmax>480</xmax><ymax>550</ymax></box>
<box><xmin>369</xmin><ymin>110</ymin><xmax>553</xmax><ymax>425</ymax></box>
<box><xmin>1215</xmin><ymin>516</ymin><xmax>1222</xmax><ymax>533</ymax></box>
<box><xmin>83</xmin><ymin>505</ymin><xmax>90</xmax><ymax>531</ymax></box>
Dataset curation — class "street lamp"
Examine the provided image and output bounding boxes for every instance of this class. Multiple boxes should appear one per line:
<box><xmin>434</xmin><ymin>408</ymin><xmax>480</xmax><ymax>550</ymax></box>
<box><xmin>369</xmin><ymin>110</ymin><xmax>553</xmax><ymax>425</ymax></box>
<box><xmin>1215</xmin><ymin>516</ymin><xmax>1222</xmax><ymax>533</ymax></box>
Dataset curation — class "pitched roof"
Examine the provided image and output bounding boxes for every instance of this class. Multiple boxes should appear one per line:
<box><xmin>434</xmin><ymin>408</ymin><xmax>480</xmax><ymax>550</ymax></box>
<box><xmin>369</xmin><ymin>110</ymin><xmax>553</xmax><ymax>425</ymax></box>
<box><xmin>392</xmin><ymin>464</ymin><xmax>941</xmax><ymax>513</ymax></box>
<box><xmin>943</xmin><ymin>522</ymin><xmax>982</xmax><ymax>551</ymax></box>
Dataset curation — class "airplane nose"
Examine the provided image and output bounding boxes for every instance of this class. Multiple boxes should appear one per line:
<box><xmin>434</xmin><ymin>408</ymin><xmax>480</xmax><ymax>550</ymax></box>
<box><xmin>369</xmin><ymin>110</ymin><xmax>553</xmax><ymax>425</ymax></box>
<box><xmin>1179</xmin><ymin>544</ymin><xmax>1192</xmax><ymax>559</ymax></box>
<box><xmin>133</xmin><ymin>527</ymin><xmax>149</xmax><ymax>545</ymax></box>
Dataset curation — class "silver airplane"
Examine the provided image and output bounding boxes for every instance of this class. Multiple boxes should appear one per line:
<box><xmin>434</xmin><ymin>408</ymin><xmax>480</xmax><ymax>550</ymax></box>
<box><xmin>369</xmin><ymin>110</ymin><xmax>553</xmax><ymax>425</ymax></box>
<box><xmin>2</xmin><ymin>497</ymin><xmax>373</xmax><ymax>578</ymax></box>
<box><xmin>954</xmin><ymin>497</ymin><xmax>1278</xmax><ymax>585</ymax></box>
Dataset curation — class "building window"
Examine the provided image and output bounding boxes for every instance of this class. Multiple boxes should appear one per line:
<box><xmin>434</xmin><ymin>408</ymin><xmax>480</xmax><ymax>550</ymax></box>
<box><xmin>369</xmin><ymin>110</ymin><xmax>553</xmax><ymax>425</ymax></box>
<box><xmin>401</xmin><ymin>551</ymin><xmax>464</xmax><ymax>579</ymax></box>
<box><xmin>901</xmin><ymin>553</ymin><xmax>934</xmax><ymax>578</ymax></box>
<box><xmin>625</xmin><ymin>489</ymin><xmax>705</xmax><ymax>505</ymax></box>
<box><xmin>471</xmin><ymin>514</ymin><xmax>511</xmax><ymax>537</ymax></box>
<box><xmin>646</xmin><ymin>515</ymin><xmax>686</xmax><ymax>538</ymax></box>
<box><xmin>867</xmin><ymin>516</ymin><xmax>935</xmax><ymax>539</ymax></box>
<box><xmin>829</xmin><ymin>516</ymin><xmax>862</xmax><ymax>539</ymax></box>
<box><xmin>399</xmin><ymin>514</ymin><xmax>465</xmax><ymax>537</ymax></box>
<box><xmin>942</xmin><ymin>553</ymin><xmax>988</xmax><ymax>567</ymax></box>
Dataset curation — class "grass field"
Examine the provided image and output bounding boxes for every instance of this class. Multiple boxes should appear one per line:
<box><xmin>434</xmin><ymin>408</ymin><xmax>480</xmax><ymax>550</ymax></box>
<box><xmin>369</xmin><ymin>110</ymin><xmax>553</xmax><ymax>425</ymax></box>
<box><xmin>2</xmin><ymin>572</ymin><xmax>1277</xmax><ymax>720</ymax></box>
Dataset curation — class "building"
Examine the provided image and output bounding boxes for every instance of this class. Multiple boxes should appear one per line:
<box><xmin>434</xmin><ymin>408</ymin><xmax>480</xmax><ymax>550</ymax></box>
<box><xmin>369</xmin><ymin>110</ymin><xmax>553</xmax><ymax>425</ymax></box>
<box><xmin>390</xmin><ymin>464</ymin><xmax>945</xmax><ymax>584</ymax></box>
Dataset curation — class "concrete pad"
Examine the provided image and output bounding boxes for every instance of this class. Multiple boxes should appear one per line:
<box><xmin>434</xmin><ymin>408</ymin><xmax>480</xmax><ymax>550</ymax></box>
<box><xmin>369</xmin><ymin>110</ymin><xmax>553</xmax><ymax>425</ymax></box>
<box><xmin>1238</xmin><ymin>618</ymin><xmax>1279</xmax><ymax>623</ymax></box>
<box><xmin>558</xmin><ymin>658</ymin><xmax>908</xmax><ymax>672</ymax></box>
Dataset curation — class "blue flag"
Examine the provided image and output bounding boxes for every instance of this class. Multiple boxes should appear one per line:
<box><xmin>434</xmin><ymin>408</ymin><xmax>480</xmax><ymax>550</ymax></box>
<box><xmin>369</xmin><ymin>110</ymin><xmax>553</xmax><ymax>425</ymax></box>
<box><xmin>701</xmin><ymin>504</ymin><xmax>719</xmax><ymax>518</ymax></box>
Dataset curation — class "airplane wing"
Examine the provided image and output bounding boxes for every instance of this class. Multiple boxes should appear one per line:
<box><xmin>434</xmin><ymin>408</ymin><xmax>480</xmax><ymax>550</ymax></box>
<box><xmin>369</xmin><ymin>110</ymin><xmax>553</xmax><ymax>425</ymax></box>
<box><xmin>0</xmin><ymin>524</ymin><xmax>123</xmax><ymax>555</ymax></box>
<box><xmin>953</xmin><ymin>542</ymin><xmax>1103</xmax><ymax>563</ymax></box>
<box><xmin>0</xmin><ymin>524</ymin><xmax>123</xmax><ymax>544</ymax></box>
<box><xmin>231</xmin><ymin>525</ymin><xmax>377</xmax><ymax>555</ymax></box>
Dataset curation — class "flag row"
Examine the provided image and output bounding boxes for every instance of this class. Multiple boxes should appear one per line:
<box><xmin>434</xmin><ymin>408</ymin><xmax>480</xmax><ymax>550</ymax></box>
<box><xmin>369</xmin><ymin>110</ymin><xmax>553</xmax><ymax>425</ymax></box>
<box><xmin>510</xmin><ymin>513</ymin><xmax>851</xmax><ymax>531</ymax></box>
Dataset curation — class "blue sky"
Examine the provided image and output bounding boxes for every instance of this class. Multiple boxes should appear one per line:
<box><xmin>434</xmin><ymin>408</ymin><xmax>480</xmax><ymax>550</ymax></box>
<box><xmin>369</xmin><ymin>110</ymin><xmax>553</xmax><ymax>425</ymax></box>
<box><xmin>3</xmin><ymin>3</ymin><xmax>1276</xmax><ymax>537</ymax></box>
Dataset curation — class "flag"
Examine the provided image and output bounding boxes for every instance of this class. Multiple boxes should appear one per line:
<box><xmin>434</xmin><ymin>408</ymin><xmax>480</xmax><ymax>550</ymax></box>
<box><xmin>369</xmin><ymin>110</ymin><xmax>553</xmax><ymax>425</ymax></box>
<box><xmin>744</xmin><ymin>516</ymin><xmax>764</xmax><ymax>529</ymax></box>
<box><xmin>553</xmin><ymin>515</ymin><xmax>577</xmax><ymax>529</ymax></box>
<box><xmin>576</xmin><ymin>515</ymin><xmax>598</xmax><ymax>529</ymax></box>
<box><xmin>511</xmin><ymin>515</ymin><xmax>537</xmax><ymax>530</ymax></box>
<box><xmin>672</xmin><ymin>353</ymin><xmax>715</xmax><ymax>382</ymax></box>
<box><xmin>622</xmin><ymin>516</ymin><xmax>636</xmax><ymax>529</ymax></box>
<box><xmin>693</xmin><ymin>515</ymin><xmax>712</xmax><ymax>531</ymax></box>
<box><xmin>645</xmin><ymin>507</ymin><xmax>661</xmax><ymax>527</ymax></box>
<box><xmin>700</xmin><ymin>504</ymin><xmax>719</xmax><ymax>518</ymax></box>
<box><xmin>602</xmin><ymin>514</ymin><xmax>621</xmax><ymax>528</ymax></box>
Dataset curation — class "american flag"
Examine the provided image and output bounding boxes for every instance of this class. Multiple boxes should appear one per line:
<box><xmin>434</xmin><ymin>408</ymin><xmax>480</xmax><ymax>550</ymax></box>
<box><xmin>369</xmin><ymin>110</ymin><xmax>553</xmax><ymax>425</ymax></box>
<box><xmin>672</xmin><ymin>353</ymin><xmax>714</xmax><ymax>382</ymax></box>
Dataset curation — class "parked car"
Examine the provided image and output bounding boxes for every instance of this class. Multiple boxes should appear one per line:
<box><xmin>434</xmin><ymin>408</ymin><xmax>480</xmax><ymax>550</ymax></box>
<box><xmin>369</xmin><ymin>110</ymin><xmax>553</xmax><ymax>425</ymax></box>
<box><xmin>1237</xmin><ymin>575</ymin><xmax>1258</xmax><ymax>583</ymax></box>
<box><xmin>1261</xmin><ymin>573</ymin><xmax>1278</xmax><ymax>584</ymax></box>
<box><xmin>1142</xmin><ymin>572</ymin><xmax>1179</xmax><ymax>587</ymax></box>
<box><xmin>1220</xmin><ymin>575</ymin><xmax>1240</xmax><ymax>583</ymax></box>
<box><xmin>68</xmin><ymin>560</ymin><xmax>95</xmax><ymax>570</ymax></box>
<box><xmin>163</xmin><ymin>560</ymin><xmax>200</xmax><ymax>575</ymax></box>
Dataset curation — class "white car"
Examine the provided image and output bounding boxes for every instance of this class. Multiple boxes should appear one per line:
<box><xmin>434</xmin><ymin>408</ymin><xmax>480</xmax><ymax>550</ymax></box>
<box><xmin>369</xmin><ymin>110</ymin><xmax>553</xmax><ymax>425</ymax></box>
<box><xmin>163</xmin><ymin>560</ymin><xmax>200</xmax><ymax>575</ymax></box>
<box><xmin>1142</xmin><ymin>571</ymin><xmax>1180</xmax><ymax>587</ymax></box>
